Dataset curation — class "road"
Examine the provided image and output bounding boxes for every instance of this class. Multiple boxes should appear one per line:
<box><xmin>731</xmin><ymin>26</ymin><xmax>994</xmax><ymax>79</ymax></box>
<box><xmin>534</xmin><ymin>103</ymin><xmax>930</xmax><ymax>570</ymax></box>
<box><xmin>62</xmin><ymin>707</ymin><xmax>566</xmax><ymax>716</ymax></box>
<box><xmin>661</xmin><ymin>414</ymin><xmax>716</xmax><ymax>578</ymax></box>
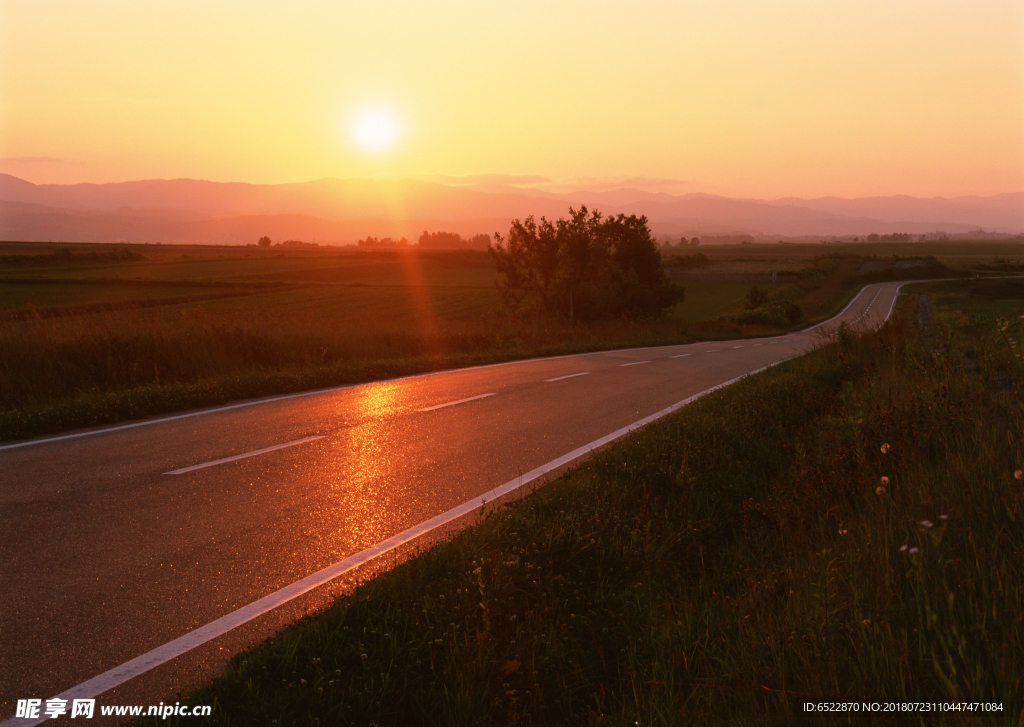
<box><xmin>0</xmin><ymin>281</ymin><xmax>904</xmax><ymax>724</ymax></box>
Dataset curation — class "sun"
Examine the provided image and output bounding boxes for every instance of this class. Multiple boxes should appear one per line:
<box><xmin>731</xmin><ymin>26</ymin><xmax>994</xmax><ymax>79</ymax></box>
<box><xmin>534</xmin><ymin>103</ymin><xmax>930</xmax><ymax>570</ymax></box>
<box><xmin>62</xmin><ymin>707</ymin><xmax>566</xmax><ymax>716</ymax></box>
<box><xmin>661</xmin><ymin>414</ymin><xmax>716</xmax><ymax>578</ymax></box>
<box><xmin>351</xmin><ymin>108</ymin><xmax>398</xmax><ymax>153</ymax></box>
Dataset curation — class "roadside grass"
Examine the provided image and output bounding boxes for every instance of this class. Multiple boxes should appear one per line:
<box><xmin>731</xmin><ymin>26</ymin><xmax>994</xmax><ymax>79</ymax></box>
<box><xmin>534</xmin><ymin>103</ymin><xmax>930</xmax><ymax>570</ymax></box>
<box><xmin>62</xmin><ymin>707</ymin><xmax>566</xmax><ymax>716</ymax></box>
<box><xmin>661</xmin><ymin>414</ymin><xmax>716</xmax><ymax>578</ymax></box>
<box><xmin>0</xmin><ymin>296</ymin><xmax>702</xmax><ymax>440</ymax></box>
<box><xmin>0</xmin><ymin>246</ymin><xmax>966</xmax><ymax>441</ymax></box>
<box><xmin>133</xmin><ymin>294</ymin><xmax>1023</xmax><ymax>726</ymax></box>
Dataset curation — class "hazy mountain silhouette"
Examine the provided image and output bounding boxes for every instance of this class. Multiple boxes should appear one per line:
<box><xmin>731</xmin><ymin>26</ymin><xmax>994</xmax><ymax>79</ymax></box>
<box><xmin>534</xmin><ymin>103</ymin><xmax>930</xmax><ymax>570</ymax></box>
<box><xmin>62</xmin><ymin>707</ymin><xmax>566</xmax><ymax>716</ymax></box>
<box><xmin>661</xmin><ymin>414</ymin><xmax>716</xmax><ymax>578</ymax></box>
<box><xmin>1</xmin><ymin>174</ymin><xmax>1020</xmax><ymax>244</ymax></box>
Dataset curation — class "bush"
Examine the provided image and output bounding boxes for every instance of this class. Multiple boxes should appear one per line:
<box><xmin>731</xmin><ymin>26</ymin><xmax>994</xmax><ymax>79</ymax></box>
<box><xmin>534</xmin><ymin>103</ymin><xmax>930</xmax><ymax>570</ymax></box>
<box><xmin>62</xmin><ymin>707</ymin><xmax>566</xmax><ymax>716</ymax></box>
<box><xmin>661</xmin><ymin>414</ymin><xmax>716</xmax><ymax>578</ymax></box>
<box><xmin>722</xmin><ymin>300</ymin><xmax>802</xmax><ymax>328</ymax></box>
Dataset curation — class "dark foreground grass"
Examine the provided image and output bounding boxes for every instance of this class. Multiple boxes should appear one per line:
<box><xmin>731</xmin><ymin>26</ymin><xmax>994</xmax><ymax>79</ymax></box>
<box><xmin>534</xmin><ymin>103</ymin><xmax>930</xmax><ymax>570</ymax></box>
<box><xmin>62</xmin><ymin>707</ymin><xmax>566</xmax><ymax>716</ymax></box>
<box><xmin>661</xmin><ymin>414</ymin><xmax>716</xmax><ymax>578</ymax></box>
<box><xmin>134</xmin><ymin>296</ymin><xmax>1023</xmax><ymax>726</ymax></box>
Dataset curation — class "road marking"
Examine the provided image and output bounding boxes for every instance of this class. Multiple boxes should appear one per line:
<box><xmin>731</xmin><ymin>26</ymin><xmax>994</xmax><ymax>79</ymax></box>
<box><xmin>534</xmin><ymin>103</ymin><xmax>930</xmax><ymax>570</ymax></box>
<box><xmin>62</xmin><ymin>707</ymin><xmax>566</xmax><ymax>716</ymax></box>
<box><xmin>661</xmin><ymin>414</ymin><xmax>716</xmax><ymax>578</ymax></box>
<box><xmin>753</xmin><ymin>344</ymin><xmax>763</xmax><ymax>347</ymax></box>
<box><xmin>3</xmin><ymin>360</ymin><xmax>794</xmax><ymax>727</ymax></box>
<box><xmin>619</xmin><ymin>360</ymin><xmax>650</xmax><ymax>367</ymax></box>
<box><xmin>163</xmin><ymin>436</ymin><xmax>324</xmax><ymax>475</ymax></box>
<box><xmin>417</xmin><ymin>393</ymin><xmax>496</xmax><ymax>412</ymax></box>
<box><xmin>670</xmin><ymin>353</ymin><xmax>691</xmax><ymax>358</ymax></box>
<box><xmin>544</xmin><ymin>372</ymin><xmax>591</xmax><ymax>382</ymax></box>
<box><xmin>704</xmin><ymin>348</ymin><xmax>722</xmax><ymax>352</ymax></box>
<box><xmin>731</xmin><ymin>345</ymin><xmax>744</xmax><ymax>349</ymax></box>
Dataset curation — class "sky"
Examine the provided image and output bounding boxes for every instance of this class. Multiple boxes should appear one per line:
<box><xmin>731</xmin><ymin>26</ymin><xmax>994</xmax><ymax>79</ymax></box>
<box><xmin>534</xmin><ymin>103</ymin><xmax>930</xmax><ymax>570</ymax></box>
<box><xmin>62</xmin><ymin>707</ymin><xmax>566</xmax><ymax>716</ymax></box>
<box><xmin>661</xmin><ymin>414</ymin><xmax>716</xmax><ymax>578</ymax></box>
<box><xmin>1</xmin><ymin>0</ymin><xmax>1022</xmax><ymax>199</ymax></box>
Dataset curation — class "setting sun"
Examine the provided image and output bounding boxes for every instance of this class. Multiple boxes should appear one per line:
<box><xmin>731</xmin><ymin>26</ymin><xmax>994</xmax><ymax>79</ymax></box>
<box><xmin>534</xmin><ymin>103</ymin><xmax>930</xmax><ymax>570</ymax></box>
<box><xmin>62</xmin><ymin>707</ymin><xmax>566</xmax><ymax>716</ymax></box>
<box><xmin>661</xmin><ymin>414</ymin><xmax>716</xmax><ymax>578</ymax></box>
<box><xmin>351</xmin><ymin>108</ymin><xmax>398</xmax><ymax>153</ymax></box>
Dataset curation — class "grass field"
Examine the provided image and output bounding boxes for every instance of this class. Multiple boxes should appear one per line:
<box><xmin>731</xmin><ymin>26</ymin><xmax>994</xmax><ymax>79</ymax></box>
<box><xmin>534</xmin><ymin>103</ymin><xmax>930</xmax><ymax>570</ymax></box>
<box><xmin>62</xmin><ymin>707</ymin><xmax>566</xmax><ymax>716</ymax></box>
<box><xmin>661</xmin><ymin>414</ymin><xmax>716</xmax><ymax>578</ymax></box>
<box><xmin>663</xmin><ymin>240</ymin><xmax>1024</xmax><ymax>267</ymax></box>
<box><xmin>129</xmin><ymin>282</ymin><xmax>1024</xmax><ymax>726</ymax></box>
<box><xmin>0</xmin><ymin>241</ymin><xmax>980</xmax><ymax>440</ymax></box>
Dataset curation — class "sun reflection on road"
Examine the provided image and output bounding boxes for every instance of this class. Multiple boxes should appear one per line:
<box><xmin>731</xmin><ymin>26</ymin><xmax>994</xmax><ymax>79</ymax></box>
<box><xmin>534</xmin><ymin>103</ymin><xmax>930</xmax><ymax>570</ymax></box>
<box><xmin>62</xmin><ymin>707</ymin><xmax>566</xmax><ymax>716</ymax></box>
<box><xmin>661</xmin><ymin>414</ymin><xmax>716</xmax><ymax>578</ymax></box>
<box><xmin>300</xmin><ymin>381</ymin><xmax>414</xmax><ymax>569</ymax></box>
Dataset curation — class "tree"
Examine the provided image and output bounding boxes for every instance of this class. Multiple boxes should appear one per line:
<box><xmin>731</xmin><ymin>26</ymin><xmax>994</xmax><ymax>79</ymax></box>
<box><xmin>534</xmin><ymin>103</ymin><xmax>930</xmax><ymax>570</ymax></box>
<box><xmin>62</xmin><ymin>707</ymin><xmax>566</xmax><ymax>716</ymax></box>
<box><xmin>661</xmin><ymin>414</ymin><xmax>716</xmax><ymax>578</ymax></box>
<box><xmin>258</xmin><ymin>236</ymin><xmax>272</xmax><ymax>247</ymax></box>
<box><xmin>555</xmin><ymin>206</ymin><xmax>604</xmax><ymax>322</ymax></box>
<box><xmin>489</xmin><ymin>207</ymin><xmax>684</xmax><ymax>323</ymax></box>
<box><xmin>744</xmin><ymin>286</ymin><xmax>770</xmax><ymax>310</ymax></box>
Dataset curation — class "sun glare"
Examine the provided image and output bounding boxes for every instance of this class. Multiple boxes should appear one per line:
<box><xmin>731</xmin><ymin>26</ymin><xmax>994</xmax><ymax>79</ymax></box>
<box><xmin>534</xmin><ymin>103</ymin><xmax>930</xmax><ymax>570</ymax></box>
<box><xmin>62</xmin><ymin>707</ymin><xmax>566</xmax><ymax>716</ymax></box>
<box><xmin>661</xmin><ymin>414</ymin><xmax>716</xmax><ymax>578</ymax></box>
<box><xmin>352</xmin><ymin>108</ymin><xmax>398</xmax><ymax>153</ymax></box>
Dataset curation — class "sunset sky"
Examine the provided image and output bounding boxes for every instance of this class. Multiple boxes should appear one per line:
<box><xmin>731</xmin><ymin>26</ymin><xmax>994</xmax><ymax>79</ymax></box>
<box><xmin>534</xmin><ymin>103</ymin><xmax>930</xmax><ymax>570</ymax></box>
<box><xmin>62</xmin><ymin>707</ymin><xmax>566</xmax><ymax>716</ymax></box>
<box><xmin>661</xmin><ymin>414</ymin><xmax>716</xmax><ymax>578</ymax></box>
<box><xmin>1</xmin><ymin>0</ymin><xmax>1022</xmax><ymax>198</ymax></box>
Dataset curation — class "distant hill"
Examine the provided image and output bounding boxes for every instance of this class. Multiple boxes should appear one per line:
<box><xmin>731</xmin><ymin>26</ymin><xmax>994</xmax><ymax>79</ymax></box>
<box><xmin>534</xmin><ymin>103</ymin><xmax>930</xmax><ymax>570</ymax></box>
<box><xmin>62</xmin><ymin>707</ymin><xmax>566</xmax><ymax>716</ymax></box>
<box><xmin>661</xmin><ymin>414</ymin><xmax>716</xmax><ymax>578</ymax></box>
<box><xmin>1</xmin><ymin>174</ymin><xmax>1021</xmax><ymax>244</ymax></box>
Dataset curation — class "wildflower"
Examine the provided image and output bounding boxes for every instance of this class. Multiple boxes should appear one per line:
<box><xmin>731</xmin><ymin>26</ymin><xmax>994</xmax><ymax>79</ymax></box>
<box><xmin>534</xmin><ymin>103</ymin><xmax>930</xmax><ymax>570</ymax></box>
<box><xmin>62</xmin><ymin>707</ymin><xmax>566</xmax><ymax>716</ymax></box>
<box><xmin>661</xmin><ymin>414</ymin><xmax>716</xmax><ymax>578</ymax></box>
<box><xmin>862</xmin><ymin>619</ymin><xmax>871</xmax><ymax>626</ymax></box>
<box><xmin>880</xmin><ymin>443</ymin><xmax>890</xmax><ymax>454</ymax></box>
<box><xmin>1015</xmin><ymin>470</ymin><xmax>1023</xmax><ymax>480</ymax></box>
<box><xmin>839</xmin><ymin>529</ymin><xmax>848</xmax><ymax>535</ymax></box>
<box><xmin>900</xmin><ymin>545</ymin><xmax>908</xmax><ymax>552</ymax></box>
<box><xmin>880</xmin><ymin>476</ymin><xmax>889</xmax><ymax>485</ymax></box>
<box><xmin>908</xmin><ymin>547</ymin><xmax>919</xmax><ymax>554</ymax></box>
<box><xmin>875</xmin><ymin>486</ymin><xmax>886</xmax><ymax>495</ymax></box>
<box><xmin>919</xmin><ymin>520</ymin><xmax>934</xmax><ymax>528</ymax></box>
<box><xmin>940</xmin><ymin>514</ymin><xmax>949</xmax><ymax>520</ymax></box>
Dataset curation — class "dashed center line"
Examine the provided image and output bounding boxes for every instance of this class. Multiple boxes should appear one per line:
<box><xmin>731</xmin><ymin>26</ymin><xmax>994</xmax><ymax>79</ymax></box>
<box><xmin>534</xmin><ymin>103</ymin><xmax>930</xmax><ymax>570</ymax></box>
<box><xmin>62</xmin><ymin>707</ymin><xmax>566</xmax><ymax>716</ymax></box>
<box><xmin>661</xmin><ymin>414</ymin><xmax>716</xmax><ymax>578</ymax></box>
<box><xmin>731</xmin><ymin>345</ymin><xmax>744</xmax><ymax>349</ymax></box>
<box><xmin>418</xmin><ymin>393</ymin><xmax>496</xmax><ymax>412</ymax></box>
<box><xmin>545</xmin><ymin>372</ymin><xmax>591</xmax><ymax>382</ymax></box>
<box><xmin>164</xmin><ymin>435</ymin><xmax>325</xmax><ymax>475</ymax></box>
<box><xmin>753</xmin><ymin>343</ymin><xmax>763</xmax><ymax>347</ymax></box>
<box><xmin>670</xmin><ymin>353</ymin><xmax>691</xmax><ymax>358</ymax></box>
<box><xmin>704</xmin><ymin>349</ymin><xmax>722</xmax><ymax>352</ymax></box>
<box><xmin>619</xmin><ymin>360</ymin><xmax>650</xmax><ymax>367</ymax></box>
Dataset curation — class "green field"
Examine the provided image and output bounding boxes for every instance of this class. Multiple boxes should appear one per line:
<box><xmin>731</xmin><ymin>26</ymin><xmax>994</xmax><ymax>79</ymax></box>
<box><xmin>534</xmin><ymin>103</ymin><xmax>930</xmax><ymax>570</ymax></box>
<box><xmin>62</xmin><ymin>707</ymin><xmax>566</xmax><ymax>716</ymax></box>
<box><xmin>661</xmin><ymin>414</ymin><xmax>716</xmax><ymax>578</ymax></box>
<box><xmin>664</xmin><ymin>239</ymin><xmax>1024</xmax><ymax>267</ymax></box>
<box><xmin>130</xmin><ymin>284</ymin><xmax>1023</xmax><ymax>726</ymax></box>
<box><xmin>0</xmin><ymin>241</ymin><xmax>978</xmax><ymax>440</ymax></box>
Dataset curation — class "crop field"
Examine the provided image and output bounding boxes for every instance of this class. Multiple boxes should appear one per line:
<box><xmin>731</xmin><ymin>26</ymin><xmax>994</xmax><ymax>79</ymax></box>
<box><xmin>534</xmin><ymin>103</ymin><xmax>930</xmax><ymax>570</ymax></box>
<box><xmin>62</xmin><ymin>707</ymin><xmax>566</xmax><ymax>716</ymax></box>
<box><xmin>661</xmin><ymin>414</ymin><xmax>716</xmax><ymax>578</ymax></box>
<box><xmin>664</xmin><ymin>239</ymin><xmax>1024</xmax><ymax>266</ymax></box>
<box><xmin>0</xmin><ymin>240</ymin><xmax>982</xmax><ymax>440</ymax></box>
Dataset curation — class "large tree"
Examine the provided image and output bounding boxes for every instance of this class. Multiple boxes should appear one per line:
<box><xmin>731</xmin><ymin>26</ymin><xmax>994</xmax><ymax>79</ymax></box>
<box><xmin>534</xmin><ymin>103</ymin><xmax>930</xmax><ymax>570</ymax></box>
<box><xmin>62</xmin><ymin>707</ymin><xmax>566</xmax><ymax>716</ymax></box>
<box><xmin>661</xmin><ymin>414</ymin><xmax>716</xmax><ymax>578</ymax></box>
<box><xmin>489</xmin><ymin>207</ymin><xmax>683</xmax><ymax>322</ymax></box>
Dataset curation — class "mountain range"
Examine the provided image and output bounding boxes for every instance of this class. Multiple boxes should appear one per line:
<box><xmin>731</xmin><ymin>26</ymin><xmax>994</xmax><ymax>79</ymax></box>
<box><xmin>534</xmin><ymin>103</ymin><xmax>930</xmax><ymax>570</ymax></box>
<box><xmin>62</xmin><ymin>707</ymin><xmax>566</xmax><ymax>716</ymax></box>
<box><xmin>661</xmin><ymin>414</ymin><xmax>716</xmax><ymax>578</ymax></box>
<box><xmin>1</xmin><ymin>174</ymin><xmax>1021</xmax><ymax>245</ymax></box>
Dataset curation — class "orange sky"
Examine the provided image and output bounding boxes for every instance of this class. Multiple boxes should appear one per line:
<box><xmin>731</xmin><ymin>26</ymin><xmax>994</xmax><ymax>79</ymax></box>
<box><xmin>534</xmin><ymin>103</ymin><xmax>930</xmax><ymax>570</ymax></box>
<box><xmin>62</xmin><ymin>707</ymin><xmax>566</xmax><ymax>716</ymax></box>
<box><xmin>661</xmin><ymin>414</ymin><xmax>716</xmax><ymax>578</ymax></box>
<box><xmin>1</xmin><ymin>0</ymin><xmax>1022</xmax><ymax>198</ymax></box>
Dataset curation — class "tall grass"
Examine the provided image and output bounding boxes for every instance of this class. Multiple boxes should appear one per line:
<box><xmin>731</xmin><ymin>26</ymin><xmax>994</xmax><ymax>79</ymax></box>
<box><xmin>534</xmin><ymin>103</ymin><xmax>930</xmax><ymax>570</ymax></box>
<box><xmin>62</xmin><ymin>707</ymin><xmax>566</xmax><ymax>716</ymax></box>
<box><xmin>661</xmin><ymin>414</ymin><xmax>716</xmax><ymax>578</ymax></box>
<box><xmin>136</xmin><ymin>295</ymin><xmax>1022</xmax><ymax>725</ymax></box>
<box><xmin>0</xmin><ymin>295</ymin><xmax>703</xmax><ymax>439</ymax></box>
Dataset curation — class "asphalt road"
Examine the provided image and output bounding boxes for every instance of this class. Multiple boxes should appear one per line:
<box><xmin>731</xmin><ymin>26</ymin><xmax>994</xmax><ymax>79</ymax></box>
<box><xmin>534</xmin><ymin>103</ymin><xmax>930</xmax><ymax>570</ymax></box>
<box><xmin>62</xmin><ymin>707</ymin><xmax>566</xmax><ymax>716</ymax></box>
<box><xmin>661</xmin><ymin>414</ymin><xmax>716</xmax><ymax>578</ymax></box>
<box><xmin>0</xmin><ymin>282</ymin><xmax>904</xmax><ymax>724</ymax></box>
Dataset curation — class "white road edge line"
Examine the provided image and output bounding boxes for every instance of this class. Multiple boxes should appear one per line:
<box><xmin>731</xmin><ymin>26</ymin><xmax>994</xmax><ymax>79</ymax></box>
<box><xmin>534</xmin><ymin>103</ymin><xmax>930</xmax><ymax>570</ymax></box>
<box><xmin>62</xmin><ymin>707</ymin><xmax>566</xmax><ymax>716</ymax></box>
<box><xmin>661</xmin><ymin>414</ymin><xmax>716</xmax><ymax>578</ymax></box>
<box><xmin>619</xmin><ymin>361</ymin><xmax>650</xmax><ymax>367</ymax></box>
<box><xmin>0</xmin><ymin>292</ymin><xmax>913</xmax><ymax>727</ymax></box>
<box><xmin>417</xmin><ymin>393</ymin><xmax>496</xmax><ymax>412</ymax></box>
<box><xmin>0</xmin><ymin>281</ymin><xmax>911</xmax><ymax>452</ymax></box>
<box><xmin>163</xmin><ymin>436</ymin><xmax>325</xmax><ymax>475</ymax></box>
<box><xmin>544</xmin><ymin>372</ymin><xmax>591</xmax><ymax>382</ymax></box>
<box><xmin>0</xmin><ymin>359</ymin><xmax>799</xmax><ymax>727</ymax></box>
<box><xmin>670</xmin><ymin>353</ymin><xmax>691</xmax><ymax>358</ymax></box>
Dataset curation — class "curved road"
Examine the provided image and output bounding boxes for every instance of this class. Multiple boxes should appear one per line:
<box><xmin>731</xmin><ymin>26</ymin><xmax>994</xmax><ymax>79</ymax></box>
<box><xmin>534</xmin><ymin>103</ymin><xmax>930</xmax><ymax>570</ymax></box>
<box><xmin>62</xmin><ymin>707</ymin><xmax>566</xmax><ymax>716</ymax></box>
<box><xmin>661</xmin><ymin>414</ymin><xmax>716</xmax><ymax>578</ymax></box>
<box><xmin>0</xmin><ymin>282</ymin><xmax>904</xmax><ymax>724</ymax></box>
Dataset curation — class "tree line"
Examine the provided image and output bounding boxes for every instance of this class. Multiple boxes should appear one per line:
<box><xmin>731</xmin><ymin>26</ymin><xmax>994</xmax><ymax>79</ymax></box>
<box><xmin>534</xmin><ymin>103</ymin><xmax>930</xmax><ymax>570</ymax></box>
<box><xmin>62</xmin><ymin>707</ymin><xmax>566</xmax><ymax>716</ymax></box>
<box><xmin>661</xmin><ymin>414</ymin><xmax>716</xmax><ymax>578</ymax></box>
<box><xmin>418</xmin><ymin>231</ymin><xmax>491</xmax><ymax>250</ymax></box>
<box><xmin>488</xmin><ymin>206</ymin><xmax>683</xmax><ymax>322</ymax></box>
